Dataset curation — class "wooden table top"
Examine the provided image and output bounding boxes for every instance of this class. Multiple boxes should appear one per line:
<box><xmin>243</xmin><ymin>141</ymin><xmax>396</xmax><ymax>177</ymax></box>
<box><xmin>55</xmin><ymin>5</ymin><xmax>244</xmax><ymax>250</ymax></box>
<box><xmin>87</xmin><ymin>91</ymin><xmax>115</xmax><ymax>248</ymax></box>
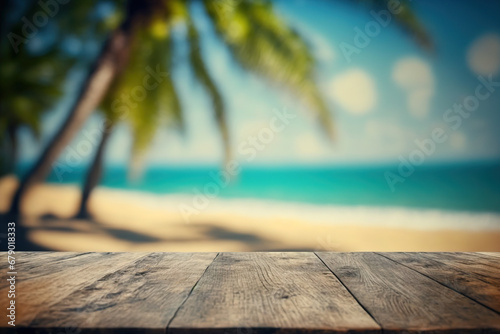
<box><xmin>1</xmin><ymin>252</ymin><xmax>499</xmax><ymax>333</ymax></box>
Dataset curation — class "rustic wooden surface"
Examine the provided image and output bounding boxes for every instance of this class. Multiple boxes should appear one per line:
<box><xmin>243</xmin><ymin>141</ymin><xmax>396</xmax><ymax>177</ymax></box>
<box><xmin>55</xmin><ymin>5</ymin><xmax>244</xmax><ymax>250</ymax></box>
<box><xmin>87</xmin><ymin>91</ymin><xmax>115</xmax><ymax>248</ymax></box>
<box><xmin>1</xmin><ymin>252</ymin><xmax>499</xmax><ymax>334</ymax></box>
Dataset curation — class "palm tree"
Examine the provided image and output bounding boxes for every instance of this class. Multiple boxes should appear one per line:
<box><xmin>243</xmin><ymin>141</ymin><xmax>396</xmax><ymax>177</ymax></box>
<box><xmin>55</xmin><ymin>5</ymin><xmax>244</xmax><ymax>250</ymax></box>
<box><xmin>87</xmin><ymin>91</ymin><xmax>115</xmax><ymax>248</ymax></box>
<box><xmin>0</xmin><ymin>0</ymin><xmax>125</xmax><ymax>248</ymax></box>
<box><xmin>7</xmin><ymin>0</ymin><xmax>153</xmax><ymax>215</ymax></box>
<box><xmin>0</xmin><ymin>0</ymin><xmax>121</xmax><ymax>174</ymax></box>
<box><xmin>76</xmin><ymin>0</ymin><xmax>328</xmax><ymax>217</ymax></box>
<box><xmin>76</xmin><ymin>0</ymin><xmax>432</xmax><ymax>218</ymax></box>
<box><xmin>8</xmin><ymin>0</ymin><xmax>431</xmax><ymax>218</ymax></box>
<box><xmin>75</xmin><ymin>20</ymin><xmax>183</xmax><ymax>218</ymax></box>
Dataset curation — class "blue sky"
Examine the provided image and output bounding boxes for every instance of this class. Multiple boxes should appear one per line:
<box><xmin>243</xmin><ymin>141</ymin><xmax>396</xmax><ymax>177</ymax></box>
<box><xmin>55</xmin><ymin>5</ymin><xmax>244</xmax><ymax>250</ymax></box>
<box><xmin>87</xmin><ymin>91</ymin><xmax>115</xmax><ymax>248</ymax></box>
<box><xmin>19</xmin><ymin>0</ymin><xmax>500</xmax><ymax>168</ymax></box>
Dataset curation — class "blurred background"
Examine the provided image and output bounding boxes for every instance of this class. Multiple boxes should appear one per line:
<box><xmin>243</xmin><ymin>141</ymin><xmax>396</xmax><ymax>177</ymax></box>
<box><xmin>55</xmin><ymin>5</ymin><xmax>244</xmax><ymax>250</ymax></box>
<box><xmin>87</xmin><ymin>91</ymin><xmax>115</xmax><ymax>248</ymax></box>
<box><xmin>1</xmin><ymin>0</ymin><xmax>500</xmax><ymax>251</ymax></box>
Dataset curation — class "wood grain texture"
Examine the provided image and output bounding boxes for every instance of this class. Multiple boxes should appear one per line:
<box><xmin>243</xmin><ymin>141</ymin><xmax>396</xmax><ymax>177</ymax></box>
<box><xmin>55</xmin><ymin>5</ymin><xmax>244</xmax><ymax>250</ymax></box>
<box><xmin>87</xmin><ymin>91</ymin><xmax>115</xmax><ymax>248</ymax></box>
<box><xmin>317</xmin><ymin>252</ymin><xmax>500</xmax><ymax>334</ymax></box>
<box><xmin>455</xmin><ymin>252</ymin><xmax>500</xmax><ymax>267</ymax></box>
<box><xmin>0</xmin><ymin>252</ymin><xmax>96</xmax><ymax>290</ymax></box>
<box><xmin>380</xmin><ymin>252</ymin><xmax>500</xmax><ymax>313</ymax></box>
<box><xmin>2</xmin><ymin>252</ymin><xmax>500</xmax><ymax>334</ymax></box>
<box><xmin>168</xmin><ymin>252</ymin><xmax>380</xmax><ymax>334</ymax></box>
<box><xmin>0</xmin><ymin>252</ymin><xmax>146</xmax><ymax>327</ymax></box>
<box><xmin>0</xmin><ymin>251</ymin><xmax>83</xmax><ymax>273</ymax></box>
<box><xmin>480</xmin><ymin>252</ymin><xmax>500</xmax><ymax>259</ymax></box>
<box><xmin>420</xmin><ymin>252</ymin><xmax>500</xmax><ymax>281</ymax></box>
<box><xmin>28</xmin><ymin>252</ymin><xmax>217</xmax><ymax>334</ymax></box>
<box><xmin>453</xmin><ymin>252</ymin><xmax>499</xmax><ymax>264</ymax></box>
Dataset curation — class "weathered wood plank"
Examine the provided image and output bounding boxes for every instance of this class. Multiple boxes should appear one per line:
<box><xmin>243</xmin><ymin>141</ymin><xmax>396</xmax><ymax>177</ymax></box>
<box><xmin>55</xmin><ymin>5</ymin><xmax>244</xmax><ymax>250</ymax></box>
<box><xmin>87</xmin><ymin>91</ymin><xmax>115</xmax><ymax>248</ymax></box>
<box><xmin>0</xmin><ymin>252</ymin><xmax>146</xmax><ymax>328</ymax></box>
<box><xmin>420</xmin><ymin>252</ymin><xmax>500</xmax><ymax>281</ymax></box>
<box><xmin>0</xmin><ymin>252</ymin><xmax>93</xmax><ymax>289</ymax></box>
<box><xmin>317</xmin><ymin>252</ymin><xmax>500</xmax><ymax>333</ymax></box>
<box><xmin>3</xmin><ymin>252</ymin><xmax>500</xmax><ymax>334</ymax></box>
<box><xmin>456</xmin><ymin>252</ymin><xmax>500</xmax><ymax>267</ymax></box>
<box><xmin>460</xmin><ymin>252</ymin><xmax>500</xmax><ymax>267</ymax></box>
<box><xmin>168</xmin><ymin>252</ymin><xmax>380</xmax><ymax>334</ymax></box>
<box><xmin>28</xmin><ymin>252</ymin><xmax>217</xmax><ymax>334</ymax></box>
<box><xmin>381</xmin><ymin>252</ymin><xmax>500</xmax><ymax>313</ymax></box>
<box><xmin>0</xmin><ymin>251</ymin><xmax>80</xmax><ymax>272</ymax></box>
<box><xmin>480</xmin><ymin>252</ymin><xmax>500</xmax><ymax>259</ymax></box>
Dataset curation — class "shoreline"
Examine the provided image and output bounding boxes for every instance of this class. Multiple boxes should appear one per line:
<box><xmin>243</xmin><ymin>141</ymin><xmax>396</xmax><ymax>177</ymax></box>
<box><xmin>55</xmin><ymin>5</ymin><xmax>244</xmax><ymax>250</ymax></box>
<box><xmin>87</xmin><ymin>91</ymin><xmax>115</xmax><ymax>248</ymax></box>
<box><xmin>1</xmin><ymin>176</ymin><xmax>500</xmax><ymax>251</ymax></box>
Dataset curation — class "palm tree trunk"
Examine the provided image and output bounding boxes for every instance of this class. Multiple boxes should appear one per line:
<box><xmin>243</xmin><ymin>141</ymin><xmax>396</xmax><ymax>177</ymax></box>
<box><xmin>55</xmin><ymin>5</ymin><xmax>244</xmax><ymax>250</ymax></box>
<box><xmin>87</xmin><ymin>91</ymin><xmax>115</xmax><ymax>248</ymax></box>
<box><xmin>75</xmin><ymin>124</ymin><xmax>113</xmax><ymax>219</ymax></box>
<box><xmin>7</xmin><ymin>125</ymin><xmax>18</xmax><ymax>174</ymax></box>
<box><xmin>7</xmin><ymin>3</ymin><xmax>140</xmax><ymax>216</ymax></box>
<box><xmin>1</xmin><ymin>125</ymin><xmax>18</xmax><ymax>175</ymax></box>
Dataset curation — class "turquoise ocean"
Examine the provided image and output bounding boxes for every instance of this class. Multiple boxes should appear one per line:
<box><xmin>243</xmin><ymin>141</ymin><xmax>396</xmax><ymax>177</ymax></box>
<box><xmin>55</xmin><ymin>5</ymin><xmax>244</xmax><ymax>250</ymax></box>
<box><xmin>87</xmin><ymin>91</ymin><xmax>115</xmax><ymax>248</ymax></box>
<box><xmin>40</xmin><ymin>162</ymin><xmax>500</xmax><ymax>212</ymax></box>
<box><xmin>21</xmin><ymin>161</ymin><xmax>500</xmax><ymax>230</ymax></box>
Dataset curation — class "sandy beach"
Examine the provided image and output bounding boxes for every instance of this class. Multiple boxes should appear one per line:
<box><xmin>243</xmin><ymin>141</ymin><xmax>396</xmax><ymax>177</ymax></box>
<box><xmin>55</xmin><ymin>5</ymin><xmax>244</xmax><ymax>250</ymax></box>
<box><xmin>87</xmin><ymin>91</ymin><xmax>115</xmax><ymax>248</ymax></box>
<box><xmin>1</xmin><ymin>175</ymin><xmax>500</xmax><ymax>252</ymax></box>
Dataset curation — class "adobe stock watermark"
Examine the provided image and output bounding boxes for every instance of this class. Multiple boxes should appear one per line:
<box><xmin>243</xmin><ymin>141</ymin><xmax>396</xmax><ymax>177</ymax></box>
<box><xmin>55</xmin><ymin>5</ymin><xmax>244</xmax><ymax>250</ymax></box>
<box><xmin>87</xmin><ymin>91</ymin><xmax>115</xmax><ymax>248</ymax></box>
<box><xmin>385</xmin><ymin>74</ymin><xmax>500</xmax><ymax>191</ymax></box>
<box><xmin>51</xmin><ymin>65</ymin><xmax>169</xmax><ymax>181</ymax></box>
<box><xmin>339</xmin><ymin>0</ymin><xmax>405</xmax><ymax>63</ymax></box>
<box><xmin>178</xmin><ymin>107</ymin><xmax>297</xmax><ymax>223</ymax></box>
<box><xmin>7</xmin><ymin>0</ymin><xmax>71</xmax><ymax>53</ymax></box>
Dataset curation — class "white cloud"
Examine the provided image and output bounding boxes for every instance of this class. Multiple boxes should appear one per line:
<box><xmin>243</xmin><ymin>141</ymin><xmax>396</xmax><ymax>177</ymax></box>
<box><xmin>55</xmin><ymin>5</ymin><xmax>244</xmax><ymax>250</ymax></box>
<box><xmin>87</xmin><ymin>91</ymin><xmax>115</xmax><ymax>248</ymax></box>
<box><xmin>392</xmin><ymin>57</ymin><xmax>435</xmax><ymax>118</ymax></box>
<box><xmin>467</xmin><ymin>33</ymin><xmax>500</xmax><ymax>76</ymax></box>
<box><xmin>329</xmin><ymin>69</ymin><xmax>376</xmax><ymax>114</ymax></box>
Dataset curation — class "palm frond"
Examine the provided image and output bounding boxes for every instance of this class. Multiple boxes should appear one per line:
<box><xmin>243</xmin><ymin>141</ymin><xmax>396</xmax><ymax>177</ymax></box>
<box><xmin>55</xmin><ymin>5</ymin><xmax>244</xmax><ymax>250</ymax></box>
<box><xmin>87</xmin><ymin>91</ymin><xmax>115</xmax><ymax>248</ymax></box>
<box><xmin>186</xmin><ymin>15</ymin><xmax>231</xmax><ymax>161</ymax></box>
<box><xmin>203</xmin><ymin>0</ymin><xmax>335</xmax><ymax>139</ymax></box>
<box><xmin>147</xmin><ymin>25</ymin><xmax>184</xmax><ymax>132</ymax></box>
<box><xmin>99</xmin><ymin>15</ymin><xmax>184</xmax><ymax>177</ymax></box>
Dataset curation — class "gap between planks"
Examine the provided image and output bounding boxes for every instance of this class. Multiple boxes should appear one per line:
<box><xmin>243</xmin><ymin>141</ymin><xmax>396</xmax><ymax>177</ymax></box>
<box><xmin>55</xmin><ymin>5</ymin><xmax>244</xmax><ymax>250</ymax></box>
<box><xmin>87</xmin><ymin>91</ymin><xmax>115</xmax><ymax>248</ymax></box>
<box><xmin>165</xmin><ymin>252</ymin><xmax>220</xmax><ymax>331</ymax></box>
<box><xmin>313</xmin><ymin>252</ymin><xmax>383</xmax><ymax>330</ymax></box>
<box><xmin>377</xmin><ymin>252</ymin><xmax>500</xmax><ymax>316</ymax></box>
